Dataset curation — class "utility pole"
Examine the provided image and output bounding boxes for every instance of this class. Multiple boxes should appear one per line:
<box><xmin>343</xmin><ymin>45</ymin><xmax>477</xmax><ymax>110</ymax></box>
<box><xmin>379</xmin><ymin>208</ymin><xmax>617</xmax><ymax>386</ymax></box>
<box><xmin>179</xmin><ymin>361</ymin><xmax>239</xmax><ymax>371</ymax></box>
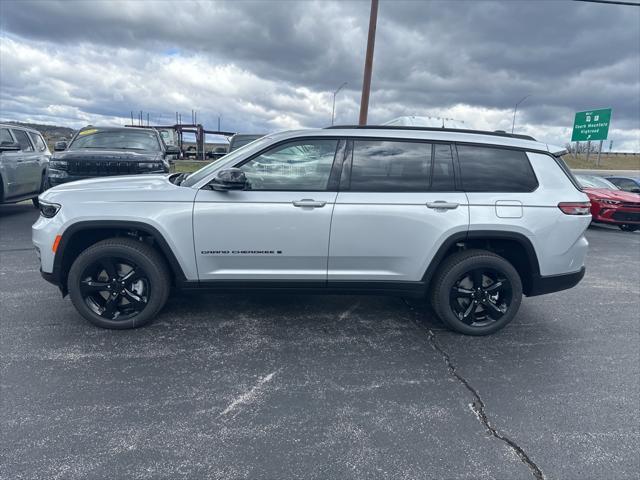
<box><xmin>596</xmin><ymin>139</ymin><xmax>603</xmax><ymax>166</ymax></box>
<box><xmin>218</xmin><ymin>116</ymin><xmax>221</xmax><ymax>131</ymax></box>
<box><xmin>331</xmin><ymin>82</ymin><xmax>347</xmax><ymax>126</ymax></box>
<box><xmin>358</xmin><ymin>0</ymin><xmax>379</xmax><ymax>126</ymax></box>
<box><xmin>511</xmin><ymin>95</ymin><xmax>531</xmax><ymax>133</ymax></box>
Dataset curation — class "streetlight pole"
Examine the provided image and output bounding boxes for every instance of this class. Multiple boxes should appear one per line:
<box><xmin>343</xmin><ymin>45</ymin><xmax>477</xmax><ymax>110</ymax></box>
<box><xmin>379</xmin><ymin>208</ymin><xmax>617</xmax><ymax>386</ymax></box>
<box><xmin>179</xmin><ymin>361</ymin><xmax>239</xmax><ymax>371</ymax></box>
<box><xmin>511</xmin><ymin>94</ymin><xmax>531</xmax><ymax>134</ymax></box>
<box><xmin>331</xmin><ymin>82</ymin><xmax>348</xmax><ymax>126</ymax></box>
<box><xmin>358</xmin><ymin>0</ymin><xmax>379</xmax><ymax>125</ymax></box>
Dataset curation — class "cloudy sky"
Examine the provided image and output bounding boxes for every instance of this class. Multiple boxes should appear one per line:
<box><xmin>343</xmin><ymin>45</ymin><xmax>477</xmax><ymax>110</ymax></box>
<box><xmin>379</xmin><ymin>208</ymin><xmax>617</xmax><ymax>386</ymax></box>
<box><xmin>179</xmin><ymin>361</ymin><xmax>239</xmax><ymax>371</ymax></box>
<box><xmin>1</xmin><ymin>0</ymin><xmax>639</xmax><ymax>150</ymax></box>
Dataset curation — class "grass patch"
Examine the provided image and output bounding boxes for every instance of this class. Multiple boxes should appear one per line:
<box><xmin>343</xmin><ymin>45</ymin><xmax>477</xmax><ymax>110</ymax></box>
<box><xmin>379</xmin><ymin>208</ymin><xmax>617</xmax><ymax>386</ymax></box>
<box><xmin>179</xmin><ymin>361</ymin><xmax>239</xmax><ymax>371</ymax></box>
<box><xmin>171</xmin><ymin>160</ymin><xmax>213</xmax><ymax>173</ymax></box>
<box><xmin>563</xmin><ymin>154</ymin><xmax>639</xmax><ymax>171</ymax></box>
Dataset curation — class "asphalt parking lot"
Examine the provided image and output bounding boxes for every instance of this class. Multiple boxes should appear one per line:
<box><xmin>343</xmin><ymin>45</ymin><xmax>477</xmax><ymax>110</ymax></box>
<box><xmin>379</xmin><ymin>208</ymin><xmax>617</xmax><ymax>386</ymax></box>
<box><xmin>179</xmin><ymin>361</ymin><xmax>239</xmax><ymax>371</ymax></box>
<box><xmin>1</xmin><ymin>203</ymin><xmax>638</xmax><ymax>480</ymax></box>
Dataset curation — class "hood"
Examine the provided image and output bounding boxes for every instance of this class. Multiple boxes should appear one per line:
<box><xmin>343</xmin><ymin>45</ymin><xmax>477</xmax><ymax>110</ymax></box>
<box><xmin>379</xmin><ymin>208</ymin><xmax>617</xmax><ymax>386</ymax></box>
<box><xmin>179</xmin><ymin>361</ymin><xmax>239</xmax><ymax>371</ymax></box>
<box><xmin>53</xmin><ymin>149</ymin><xmax>161</xmax><ymax>162</ymax></box>
<box><xmin>40</xmin><ymin>174</ymin><xmax>197</xmax><ymax>204</ymax></box>
<box><xmin>583</xmin><ymin>188</ymin><xmax>640</xmax><ymax>203</ymax></box>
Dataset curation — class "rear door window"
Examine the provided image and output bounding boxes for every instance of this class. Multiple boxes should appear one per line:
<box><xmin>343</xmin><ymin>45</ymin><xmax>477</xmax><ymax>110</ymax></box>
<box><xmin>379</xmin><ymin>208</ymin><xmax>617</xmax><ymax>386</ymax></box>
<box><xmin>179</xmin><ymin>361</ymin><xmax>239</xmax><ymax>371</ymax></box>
<box><xmin>11</xmin><ymin>130</ymin><xmax>34</xmax><ymax>152</ymax></box>
<box><xmin>349</xmin><ymin>140</ymin><xmax>432</xmax><ymax>192</ymax></box>
<box><xmin>29</xmin><ymin>133</ymin><xmax>48</xmax><ymax>152</ymax></box>
<box><xmin>456</xmin><ymin>145</ymin><xmax>537</xmax><ymax>192</ymax></box>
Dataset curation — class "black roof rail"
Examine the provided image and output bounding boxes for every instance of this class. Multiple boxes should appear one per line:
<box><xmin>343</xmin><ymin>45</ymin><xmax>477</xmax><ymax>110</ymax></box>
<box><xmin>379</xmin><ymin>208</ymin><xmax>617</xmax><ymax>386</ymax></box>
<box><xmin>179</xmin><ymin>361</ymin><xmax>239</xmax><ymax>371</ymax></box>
<box><xmin>325</xmin><ymin>125</ymin><xmax>537</xmax><ymax>142</ymax></box>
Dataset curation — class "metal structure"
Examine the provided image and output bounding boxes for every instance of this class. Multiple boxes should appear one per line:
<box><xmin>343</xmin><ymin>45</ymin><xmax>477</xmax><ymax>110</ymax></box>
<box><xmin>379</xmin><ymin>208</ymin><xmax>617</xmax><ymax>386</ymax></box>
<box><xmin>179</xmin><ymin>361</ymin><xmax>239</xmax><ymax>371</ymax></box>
<box><xmin>124</xmin><ymin>123</ymin><xmax>235</xmax><ymax>160</ymax></box>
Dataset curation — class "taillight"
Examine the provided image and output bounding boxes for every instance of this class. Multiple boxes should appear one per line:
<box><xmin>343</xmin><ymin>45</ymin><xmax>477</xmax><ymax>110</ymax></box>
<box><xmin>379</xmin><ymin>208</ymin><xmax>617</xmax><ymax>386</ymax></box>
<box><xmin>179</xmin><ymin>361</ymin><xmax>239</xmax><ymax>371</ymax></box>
<box><xmin>558</xmin><ymin>202</ymin><xmax>591</xmax><ymax>215</ymax></box>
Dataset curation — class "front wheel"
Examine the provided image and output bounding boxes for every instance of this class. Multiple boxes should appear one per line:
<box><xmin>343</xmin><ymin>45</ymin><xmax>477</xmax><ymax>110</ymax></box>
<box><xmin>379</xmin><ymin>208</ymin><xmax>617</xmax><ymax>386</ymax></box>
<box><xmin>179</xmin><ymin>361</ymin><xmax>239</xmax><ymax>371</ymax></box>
<box><xmin>431</xmin><ymin>250</ymin><xmax>523</xmax><ymax>336</ymax></box>
<box><xmin>67</xmin><ymin>238</ymin><xmax>170</xmax><ymax>329</ymax></box>
<box><xmin>619</xmin><ymin>224</ymin><xmax>638</xmax><ymax>232</ymax></box>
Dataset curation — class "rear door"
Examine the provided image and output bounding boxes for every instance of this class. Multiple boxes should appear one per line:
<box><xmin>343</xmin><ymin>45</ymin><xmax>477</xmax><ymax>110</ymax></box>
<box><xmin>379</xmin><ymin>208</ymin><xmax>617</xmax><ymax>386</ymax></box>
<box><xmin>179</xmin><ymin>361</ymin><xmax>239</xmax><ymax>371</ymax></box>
<box><xmin>193</xmin><ymin>138</ymin><xmax>341</xmax><ymax>282</ymax></box>
<box><xmin>328</xmin><ymin>139</ymin><xmax>469</xmax><ymax>283</ymax></box>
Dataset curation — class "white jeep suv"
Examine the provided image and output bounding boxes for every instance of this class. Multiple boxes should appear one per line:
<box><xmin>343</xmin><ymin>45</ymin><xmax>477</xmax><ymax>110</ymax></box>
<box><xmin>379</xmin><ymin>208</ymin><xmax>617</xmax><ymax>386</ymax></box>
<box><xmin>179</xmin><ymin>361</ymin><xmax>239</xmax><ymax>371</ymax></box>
<box><xmin>33</xmin><ymin>126</ymin><xmax>591</xmax><ymax>335</ymax></box>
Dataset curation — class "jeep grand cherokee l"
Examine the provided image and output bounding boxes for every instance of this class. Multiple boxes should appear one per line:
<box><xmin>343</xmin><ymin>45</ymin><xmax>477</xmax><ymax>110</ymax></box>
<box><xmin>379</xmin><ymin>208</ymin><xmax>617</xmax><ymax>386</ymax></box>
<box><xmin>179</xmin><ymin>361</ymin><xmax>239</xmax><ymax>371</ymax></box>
<box><xmin>33</xmin><ymin>126</ymin><xmax>591</xmax><ymax>335</ymax></box>
<box><xmin>48</xmin><ymin>126</ymin><xmax>179</xmax><ymax>186</ymax></box>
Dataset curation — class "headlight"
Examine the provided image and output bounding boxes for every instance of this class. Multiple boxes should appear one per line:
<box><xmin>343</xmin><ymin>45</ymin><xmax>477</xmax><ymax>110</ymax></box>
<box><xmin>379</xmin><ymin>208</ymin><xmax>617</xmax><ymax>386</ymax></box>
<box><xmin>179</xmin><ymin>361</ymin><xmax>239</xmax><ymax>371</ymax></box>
<box><xmin>49</xmin><ymin>160</ymin><xmax>68</xmax><ymax>170</ymax></box>
<box><xmin>138</xmin><ymin>162</ymin><xmax>163</xmax><ymax>170</ymax></box>
<box><xmin>596</xmin><ymin>199</ymin><xmax>621</xmax><ymax>205</ymax></box>
<box><xmin>39</xmin><ymin>200</ymin><xmax>61</xmax><ymax>218</ymax></box>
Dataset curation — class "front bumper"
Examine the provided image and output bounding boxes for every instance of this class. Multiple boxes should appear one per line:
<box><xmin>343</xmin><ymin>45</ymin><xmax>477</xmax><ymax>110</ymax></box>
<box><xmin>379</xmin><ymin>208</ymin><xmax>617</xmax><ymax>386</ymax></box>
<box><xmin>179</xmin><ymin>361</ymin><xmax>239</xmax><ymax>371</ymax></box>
<box><xmin>527</xmin><ymin>267</ymin><xmax>586</xmax><ymax>297</ymax></box>
<box><xmin>592</xmin><ymin>206</ymin><xmax>640</xmax><ymax>225</ymax></box>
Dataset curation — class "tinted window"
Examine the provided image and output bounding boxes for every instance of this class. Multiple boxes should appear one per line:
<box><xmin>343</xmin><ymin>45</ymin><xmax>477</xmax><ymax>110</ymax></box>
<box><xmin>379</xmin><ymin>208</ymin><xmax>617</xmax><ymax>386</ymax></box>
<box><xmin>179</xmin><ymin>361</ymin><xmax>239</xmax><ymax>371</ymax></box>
<box><xmin>11</xmin><ymin>130</ymin><xmax>34</xmax><ymax>152</ymax></box>
<box><xmin>0</xmin><ymin>128</ymin><xmax>12</xmax><ymax>144</ymax></box>
<box><xmin>350</xmin><ymin>140</ymin><xmax>431</xmax><ymax>191</ymax></box>
<box><xmin>457</xmin><ymin>145</ymin><xmax>537</xmax><ymax>192</ymax></box>
<box><xmin>240</xmin><ymin>139</ymin><xmax>337</xmax><ymax>190</ymax></box>
<box><xmin>432</xmin><ymin>143</ymin><xmax>455</xmax><ymax>191</ymax></box>
<box><xmin>609</xmin><ymin>178</ymin><xmax>638</xmax><ymax>191</ymax></box>
<box><xmin>29</xmin><ymin>133</ymin><xmax>47</xmax><ymax>152</ymax></box>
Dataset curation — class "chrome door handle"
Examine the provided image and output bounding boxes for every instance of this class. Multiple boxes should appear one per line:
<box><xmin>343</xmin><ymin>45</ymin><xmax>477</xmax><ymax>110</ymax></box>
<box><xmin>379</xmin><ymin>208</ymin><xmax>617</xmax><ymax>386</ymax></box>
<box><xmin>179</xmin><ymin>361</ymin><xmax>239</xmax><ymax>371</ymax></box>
<box><xmin>426</xmin><ymin>201</ymin><xmax>459</xmax><ymax>210</ymax></box>
<box><xmin>292</xmin><ymin>199</ymin><xmax>327</xmax><ymax>208</ymax></box>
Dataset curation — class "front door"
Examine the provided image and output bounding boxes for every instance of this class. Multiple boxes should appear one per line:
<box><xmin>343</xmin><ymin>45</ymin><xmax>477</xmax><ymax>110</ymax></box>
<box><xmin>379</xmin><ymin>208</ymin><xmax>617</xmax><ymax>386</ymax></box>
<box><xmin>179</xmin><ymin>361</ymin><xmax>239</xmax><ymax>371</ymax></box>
<box><xmin>193</xmin><ymin>138</ymin><xmax>341</xmax><ymax>282</ymax></box>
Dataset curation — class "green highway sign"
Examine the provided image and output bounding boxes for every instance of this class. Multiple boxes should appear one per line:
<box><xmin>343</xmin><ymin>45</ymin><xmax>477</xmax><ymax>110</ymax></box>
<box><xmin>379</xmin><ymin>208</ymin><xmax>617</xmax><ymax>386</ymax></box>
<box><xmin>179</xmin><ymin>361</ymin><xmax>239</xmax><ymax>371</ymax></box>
<box><xmin>571</xmin><ymin>108</ymin><xmax>612</xmax><ymax>142</ymax></box>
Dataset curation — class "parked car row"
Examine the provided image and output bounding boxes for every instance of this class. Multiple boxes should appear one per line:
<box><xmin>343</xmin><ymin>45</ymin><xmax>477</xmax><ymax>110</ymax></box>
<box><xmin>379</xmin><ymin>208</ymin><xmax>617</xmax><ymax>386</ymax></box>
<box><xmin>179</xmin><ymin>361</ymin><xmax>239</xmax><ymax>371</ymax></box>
<box><xmin>2</xmin><ymin>122</ymin><xmax>638</xmax><ymax>237</ymax></box>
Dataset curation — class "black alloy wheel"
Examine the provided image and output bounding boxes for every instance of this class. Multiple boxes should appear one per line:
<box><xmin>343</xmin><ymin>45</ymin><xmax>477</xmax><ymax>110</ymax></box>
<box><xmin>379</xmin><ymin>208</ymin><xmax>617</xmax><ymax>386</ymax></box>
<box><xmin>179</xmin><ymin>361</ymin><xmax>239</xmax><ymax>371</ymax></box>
<box><xmin>619</xmin><ymin>224</ymin><xmax>639</xmax><ymax>232</ymax></box>
<box><xmin>431</xmin><ymin>249</ymin><xmax>523</xmax><ymax>335</ymax></box>
<box><xmin>79</xmin><ymin>257</ymin><xmax>150</xmax><ymax>321</ymax></box>
<box><xmin>449</xmin><ymin>267</ymin><xmax>513</xmax><ymax>327</ymax></box>
<box><xmin>68</xmin><ymin>238</ymin><xmax>170</xmax><ymax>329</ymax></box>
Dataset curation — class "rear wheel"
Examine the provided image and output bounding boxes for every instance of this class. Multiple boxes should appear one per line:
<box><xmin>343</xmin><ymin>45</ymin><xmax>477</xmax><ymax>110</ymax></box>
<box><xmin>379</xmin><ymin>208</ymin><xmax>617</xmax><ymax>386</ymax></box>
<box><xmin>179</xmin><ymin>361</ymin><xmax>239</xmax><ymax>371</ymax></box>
<box><xmin>431</xmin><ymin>250</ymin><xmax>522</xmax><ymax>336</ymax></box>
<box><xmin>68</xmin><ymin>238</ymin><xmax>170</xmax><ymax>329</ymax></box>
<box><xmin>619</xmin><ymin>224</ymin><xmax>638</xmax><ymax>232</ymax></box>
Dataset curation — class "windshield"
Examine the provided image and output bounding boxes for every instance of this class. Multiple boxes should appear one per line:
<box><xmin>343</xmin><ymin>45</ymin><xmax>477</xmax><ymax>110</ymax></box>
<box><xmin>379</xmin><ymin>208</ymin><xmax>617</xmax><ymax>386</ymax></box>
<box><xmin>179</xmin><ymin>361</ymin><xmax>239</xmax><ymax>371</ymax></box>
<box><xmin>182</xmin><ymin>135</ymin><xmax>272</xmax><ymax>187</ymax></box>
<box><xmin>575</xmin><ymin>174</ymin><xmax>619</xmax><ymax>190</ymax></box>
<box><xmin>69</xmin><ymin>129</ymin><xmax>161</xmax><ymax>151</ymax></box>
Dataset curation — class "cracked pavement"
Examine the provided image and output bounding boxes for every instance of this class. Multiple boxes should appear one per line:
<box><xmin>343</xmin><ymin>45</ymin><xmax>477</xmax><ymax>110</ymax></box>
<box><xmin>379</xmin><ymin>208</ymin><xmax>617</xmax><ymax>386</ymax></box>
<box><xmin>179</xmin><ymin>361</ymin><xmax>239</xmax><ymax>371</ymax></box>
<box><xmin>1</xmin><ymin>203</ymin><xmax>639</xmax><ymax>480</ymax></box>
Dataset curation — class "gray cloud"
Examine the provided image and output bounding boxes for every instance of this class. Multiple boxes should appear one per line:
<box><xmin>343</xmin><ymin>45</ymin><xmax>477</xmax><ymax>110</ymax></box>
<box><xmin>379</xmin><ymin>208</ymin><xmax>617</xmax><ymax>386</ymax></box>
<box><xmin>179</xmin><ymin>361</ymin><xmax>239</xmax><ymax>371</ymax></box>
<box><xmin>1</xmin><ymin>0</ymin><xmax>638</xmax><ymax>149</ymax></box>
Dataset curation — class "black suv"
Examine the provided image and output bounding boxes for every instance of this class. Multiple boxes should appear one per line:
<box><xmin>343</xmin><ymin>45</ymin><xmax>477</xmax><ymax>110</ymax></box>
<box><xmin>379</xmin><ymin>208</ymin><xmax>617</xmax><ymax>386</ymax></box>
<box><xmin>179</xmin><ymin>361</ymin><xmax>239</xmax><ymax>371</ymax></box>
<box><xmin>48</xmin><ymin>126</ymin><xmax>179</xmax><ymax>186</ymax></box>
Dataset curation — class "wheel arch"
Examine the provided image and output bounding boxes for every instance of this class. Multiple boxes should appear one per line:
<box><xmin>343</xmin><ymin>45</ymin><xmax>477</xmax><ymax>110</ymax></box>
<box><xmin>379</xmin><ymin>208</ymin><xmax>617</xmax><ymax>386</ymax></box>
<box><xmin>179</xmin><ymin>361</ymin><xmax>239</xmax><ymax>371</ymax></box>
<box><xmin>53</xmin><ymin>220</ymin><xmax>188</xmax><ymax>295</ymax></box>
<box><xmin>422</xmin><ymin>230</ymin><xmax>541</xmax><ymax>296</ymax></box>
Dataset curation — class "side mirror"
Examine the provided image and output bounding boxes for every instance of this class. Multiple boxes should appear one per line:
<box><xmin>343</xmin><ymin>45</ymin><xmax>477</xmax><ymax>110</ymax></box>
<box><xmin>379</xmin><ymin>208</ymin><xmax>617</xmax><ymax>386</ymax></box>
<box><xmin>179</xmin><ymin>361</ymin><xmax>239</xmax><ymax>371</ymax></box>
<box><xmin>0</xmin><ymin>141</ymin><xmax>20</xmax><ymax>152</ymax></box>
<box><xmin>165</xmin><ymin>145</ymin><xmax>180</xmax><ymax>155</ymax></box>
<box><xmin>54</xmin><ymin>141</ymin><xmax>67</xmax><ymax>151</ymax></box>
<box><xmin>631</xmin><ymin>188</ymin><xmax>640</xmax><ymax>194</ymax></box>
<box><xmin>208</xmin><ymin>168</ymin><xmax>247</xmax><ymax>191</ymax></box>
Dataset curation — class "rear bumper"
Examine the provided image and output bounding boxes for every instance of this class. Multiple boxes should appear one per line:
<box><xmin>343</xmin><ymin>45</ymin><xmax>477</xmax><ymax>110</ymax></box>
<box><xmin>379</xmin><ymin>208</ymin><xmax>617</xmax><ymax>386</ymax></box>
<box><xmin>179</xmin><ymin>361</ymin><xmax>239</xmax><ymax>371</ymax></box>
<box><xmin>527</xmin><ymin>267</ymin><xmax>585</xmax><ymax>297</ymax></box>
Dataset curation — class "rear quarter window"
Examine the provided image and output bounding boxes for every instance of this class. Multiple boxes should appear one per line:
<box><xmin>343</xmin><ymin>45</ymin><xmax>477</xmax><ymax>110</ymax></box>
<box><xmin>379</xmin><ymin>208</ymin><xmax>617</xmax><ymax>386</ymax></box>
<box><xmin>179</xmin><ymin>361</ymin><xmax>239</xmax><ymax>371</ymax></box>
<box><xmin>456</xmin><ymin>145</ymin><xmax>538</xmax><ymax>192</ymax></box>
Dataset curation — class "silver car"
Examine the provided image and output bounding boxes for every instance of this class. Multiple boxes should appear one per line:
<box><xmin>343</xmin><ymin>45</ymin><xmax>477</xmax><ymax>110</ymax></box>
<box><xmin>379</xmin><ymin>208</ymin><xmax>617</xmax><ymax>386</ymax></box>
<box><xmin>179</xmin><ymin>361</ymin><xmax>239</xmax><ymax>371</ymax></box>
<box><xmin>0</xmin><ymin>123</ymin><xmax>51</xmax><ymax>207</ymax></box>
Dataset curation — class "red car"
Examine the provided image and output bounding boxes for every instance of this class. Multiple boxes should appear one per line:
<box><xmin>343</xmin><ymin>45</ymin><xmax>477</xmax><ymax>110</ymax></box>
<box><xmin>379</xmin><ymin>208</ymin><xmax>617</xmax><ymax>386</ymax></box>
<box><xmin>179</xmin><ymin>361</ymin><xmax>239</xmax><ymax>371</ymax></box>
<box><xmin>575</xmin><ymin>174</ymin><xmax>640</xmax><ymax>232</ymax></box>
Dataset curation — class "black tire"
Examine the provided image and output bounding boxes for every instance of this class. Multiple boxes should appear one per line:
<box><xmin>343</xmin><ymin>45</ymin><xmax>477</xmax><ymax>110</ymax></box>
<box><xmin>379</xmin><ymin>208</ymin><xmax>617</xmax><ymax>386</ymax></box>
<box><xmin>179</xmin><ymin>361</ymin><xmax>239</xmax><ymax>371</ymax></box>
<box><xmin>67</xmin><ymin>237</ymin><xmax>170</xmax><ymax>329</ymax></box>
<box><xmin>431</xmin><ymin>249</ymin><xmax>523</xmax><ymax>336</ymax></box>
<box><xmin>619</xmin><ymin>224</ymin><xmax>638</xmax><ymax>232</ymax></box>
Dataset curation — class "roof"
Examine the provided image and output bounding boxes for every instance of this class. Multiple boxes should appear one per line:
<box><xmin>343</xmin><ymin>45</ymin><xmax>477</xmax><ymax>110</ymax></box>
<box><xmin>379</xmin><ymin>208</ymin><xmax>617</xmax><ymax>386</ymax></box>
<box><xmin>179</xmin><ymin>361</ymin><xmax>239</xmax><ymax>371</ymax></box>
<box><xmin>0</xmin><ymin>123</ymin><xmax>42</xmax><ymax>134</ymax></box>
<box><xmin>265</xmin><ymin>126</ymin><xmax>560</xmax><ymax>154</ymax></box>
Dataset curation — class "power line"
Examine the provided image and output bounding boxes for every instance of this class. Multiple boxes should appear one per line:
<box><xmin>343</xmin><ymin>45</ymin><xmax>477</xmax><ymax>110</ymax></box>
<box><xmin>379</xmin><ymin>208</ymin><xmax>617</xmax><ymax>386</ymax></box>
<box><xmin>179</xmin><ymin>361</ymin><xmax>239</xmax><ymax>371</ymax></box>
<box><xmin>573</xmin><ymin>0</ymin><xmax>639</xmax><ymax>6</ymax></box>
